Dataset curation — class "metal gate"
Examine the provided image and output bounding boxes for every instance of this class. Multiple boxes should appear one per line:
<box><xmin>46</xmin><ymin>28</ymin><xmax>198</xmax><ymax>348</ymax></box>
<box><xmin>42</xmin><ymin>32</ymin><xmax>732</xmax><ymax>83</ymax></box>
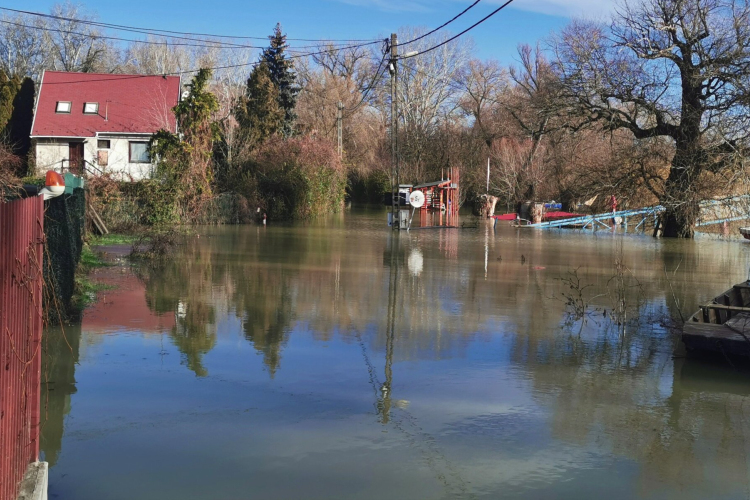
<box><xmin>0</xmin><ymin>195</ymin><xmax>44</xmax><ymax>500</ymax></box>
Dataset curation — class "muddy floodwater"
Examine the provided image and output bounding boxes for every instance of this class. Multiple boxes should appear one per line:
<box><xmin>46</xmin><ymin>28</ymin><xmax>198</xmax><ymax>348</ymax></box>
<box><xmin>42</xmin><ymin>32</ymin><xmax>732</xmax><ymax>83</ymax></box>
<box><xmin>41</xmin><ymin>208</ymin><xmax>750</xmax><ymax>499</ymax></box>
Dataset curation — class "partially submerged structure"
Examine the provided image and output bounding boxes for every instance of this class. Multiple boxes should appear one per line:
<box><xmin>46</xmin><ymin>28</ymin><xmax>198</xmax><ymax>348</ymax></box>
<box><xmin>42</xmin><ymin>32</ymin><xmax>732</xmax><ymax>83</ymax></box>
<box><xmin>31</xmin><ymin>71</ymin><xmax>181</xmax><ymax>180</ymax></box>
<box><xmin>388</xmin><ymin>168</ymin><xmax>460</xmax><ymax>229</ymax></box>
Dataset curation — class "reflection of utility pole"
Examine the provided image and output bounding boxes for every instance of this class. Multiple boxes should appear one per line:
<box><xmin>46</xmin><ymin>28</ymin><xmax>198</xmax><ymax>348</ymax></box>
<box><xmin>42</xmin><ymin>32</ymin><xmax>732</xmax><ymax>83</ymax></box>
<box><xmin>336</xmin><ymin>101</ymin><xmax>343</xmax><ymax>159</ymax></box>
<box><xmin>379</xmin><ymin>234</ymin><xmax>399</xmax><ymax>423</ymax></box>
<box><xmin>389</xmin><ymin>33</ymin><xmax>398</xmax><ymax>229</ymax></box>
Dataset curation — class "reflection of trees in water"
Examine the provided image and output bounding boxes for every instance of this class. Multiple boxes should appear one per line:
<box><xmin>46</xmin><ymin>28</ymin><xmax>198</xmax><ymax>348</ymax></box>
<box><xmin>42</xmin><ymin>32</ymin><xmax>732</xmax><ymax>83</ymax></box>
<box><xmin>137</xmin><ymin>244</ymin><xmax>219</xmax><ymax>377</ymax></box>
<box><xmin>173</xmin><ymin>302</ymin><xmax>216</xmax><ymax>377</ymax></box>
<box><xmin>136</xmin><ymin>224</ymin><xmax>750</xmax><ymax>383</ymax></box>
<box><xmin>40</xmin><ymin>325</ymin><xmax>82</xmax><ymax>467</ymax></box>
<box><xmin>235</xmin><ymin>273</ymin><xmax>293</xmax><ymax>377</ymax></box>
<box><xmin>42</xmin><ymin>222</ymin><xmax>750</xmax><ymax>494</ymax></box>
<box><xmin>466</xmin><ymin>230</ymin><xmax>750</xmax><ymax>496</ymax></box>
<box><xmin>525</xmin><ymin>336</ymin><xmax>750</xmax><ymax>496</ymax></box>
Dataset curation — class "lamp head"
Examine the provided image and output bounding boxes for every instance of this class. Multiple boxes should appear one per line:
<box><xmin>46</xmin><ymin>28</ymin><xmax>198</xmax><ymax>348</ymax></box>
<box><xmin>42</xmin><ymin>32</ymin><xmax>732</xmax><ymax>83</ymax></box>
<box><xmin>41</xmin><ymin>170</ymin><xmax>65</xmax><ymax>200</ymax></box>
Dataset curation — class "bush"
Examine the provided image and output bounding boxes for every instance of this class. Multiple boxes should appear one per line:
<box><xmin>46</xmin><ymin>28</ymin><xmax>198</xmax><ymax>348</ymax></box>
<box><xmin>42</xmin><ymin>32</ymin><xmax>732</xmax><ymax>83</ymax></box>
<box><xmin>250</xmin><ymin>137</ymin><xmax>346</xmax><ymax>220</ymax></box>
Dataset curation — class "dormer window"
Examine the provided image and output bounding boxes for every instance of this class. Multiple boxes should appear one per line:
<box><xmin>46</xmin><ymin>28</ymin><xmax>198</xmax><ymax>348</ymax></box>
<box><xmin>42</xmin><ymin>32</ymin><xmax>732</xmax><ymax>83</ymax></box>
<box><xmin>83</xmin><ymin>102</ymin><xmax>99</xmax><ymax>114</ymax></box>
<box><xmin>55</xmin><ymin>101</ymin><xmax>71</xmax><ymax>113</ymax></box>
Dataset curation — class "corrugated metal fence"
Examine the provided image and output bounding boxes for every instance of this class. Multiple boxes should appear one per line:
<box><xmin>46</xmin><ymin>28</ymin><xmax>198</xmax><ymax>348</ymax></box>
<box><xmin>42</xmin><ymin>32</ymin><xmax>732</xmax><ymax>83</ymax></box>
<box><xmin>0</xmin><ymin>196</ymin><xmax>44</xmax><ymax>500</ymax></box>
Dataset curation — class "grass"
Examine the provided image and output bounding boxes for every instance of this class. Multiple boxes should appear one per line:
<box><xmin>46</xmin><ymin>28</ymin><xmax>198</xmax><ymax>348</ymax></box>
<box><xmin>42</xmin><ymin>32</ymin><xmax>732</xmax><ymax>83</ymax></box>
<box><xmin>88</xmin><ymin>233</ymin><xmax>139</xmax><ymax>246</ymax></box>
<box><xmin>71</xmin><ymin>244</ymin><xmax>114</xmax><ymax>310</ymax></box>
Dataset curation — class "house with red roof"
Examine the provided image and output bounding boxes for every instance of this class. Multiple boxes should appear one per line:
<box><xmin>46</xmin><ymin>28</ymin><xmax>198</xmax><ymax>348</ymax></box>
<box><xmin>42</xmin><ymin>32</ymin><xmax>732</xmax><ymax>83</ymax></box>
<box><xmin>31</xmin><ymin>71</ymin><xmax>181</xmax><ymax>180</ymax></box>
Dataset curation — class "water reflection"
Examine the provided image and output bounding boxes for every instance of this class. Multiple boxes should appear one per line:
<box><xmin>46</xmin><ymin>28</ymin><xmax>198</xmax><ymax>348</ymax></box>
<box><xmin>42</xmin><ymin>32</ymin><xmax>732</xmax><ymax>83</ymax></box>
<box><xmin>40</xmin><ymin>324</ymin><xmax>81</xmax><ymax>467</ymax></box>
<box><xmin>40</xmin><ymin>211</ymin><xmax>750</xmax><ymax>499</ymax></box>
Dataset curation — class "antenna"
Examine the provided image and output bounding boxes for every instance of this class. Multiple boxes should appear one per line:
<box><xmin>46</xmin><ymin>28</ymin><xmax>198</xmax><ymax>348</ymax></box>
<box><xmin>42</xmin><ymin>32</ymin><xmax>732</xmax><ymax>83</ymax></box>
<box><xmin>409</xmin><ymin>190</ymin><xmax>425</xmax><ymax>208</ymax></box>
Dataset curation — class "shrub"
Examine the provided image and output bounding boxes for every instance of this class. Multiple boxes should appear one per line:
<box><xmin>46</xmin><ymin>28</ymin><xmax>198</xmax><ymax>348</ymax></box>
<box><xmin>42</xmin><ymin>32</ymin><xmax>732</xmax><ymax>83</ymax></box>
<box><xmin>250</xmin><ymin>136</ymin><xmax>346</xmax><ymax>219</ymax></box>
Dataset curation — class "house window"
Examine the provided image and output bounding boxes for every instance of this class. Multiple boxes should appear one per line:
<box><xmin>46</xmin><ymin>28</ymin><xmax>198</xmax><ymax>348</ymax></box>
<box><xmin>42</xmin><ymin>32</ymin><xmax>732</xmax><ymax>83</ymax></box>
<box><xmin>83</xmin><ymin>102</ymin><xmax>99</xmax><ymax>114</ymax></box>
<box><xmin>97</xmin><ymin>139</ymin><xmax>110</xmax><ymax>149</ymax></box>
<box><xmin>55</xmin><ymin>101</ymin><xmax>71</xmax><ymax>113</ymax></box>
<box><xmin>129</xmin><ymin>141</ymin><xmax>150</xmax><ymax>163</ymax></box>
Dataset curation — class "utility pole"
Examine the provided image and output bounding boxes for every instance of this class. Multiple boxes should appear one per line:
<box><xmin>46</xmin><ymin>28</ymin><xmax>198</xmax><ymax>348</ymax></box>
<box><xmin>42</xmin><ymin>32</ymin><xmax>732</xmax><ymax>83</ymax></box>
<box><xmin>389</xmin><ymin>33</ymin><xmax>398</xmax><ymax>229</ymax></box>
<box><xmin>336</xmin><ymin>101</ymin><xmax>343</xmax><ymax>160</ymax></box>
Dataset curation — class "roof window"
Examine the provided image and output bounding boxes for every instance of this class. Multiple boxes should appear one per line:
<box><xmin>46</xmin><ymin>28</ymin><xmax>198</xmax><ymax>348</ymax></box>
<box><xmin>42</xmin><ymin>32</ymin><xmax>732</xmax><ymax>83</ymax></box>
<box><xmin>83</xmin><ymin>102</ymin><xmax>99</xmax><ymax>114</ymax></box>
<box><xmin>55</xmin><ymin>101</ymin><xmax>71</xmax><ymax>113</ymax></box>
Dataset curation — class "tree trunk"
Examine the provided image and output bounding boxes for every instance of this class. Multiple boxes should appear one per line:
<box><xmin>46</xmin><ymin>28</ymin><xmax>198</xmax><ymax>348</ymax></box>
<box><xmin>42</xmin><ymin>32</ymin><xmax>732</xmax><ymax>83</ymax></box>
<box><xmin>660</xmin><ymin>168</ymin><xmax>700</xmax><ymax>238</ymax></box>
<box><xmin>660</xmin><ymin>208</ymin><xmax>694</xmax><ymax>238</ymax></box>
<box><xmin>659</xmin><ymin>78</ymin><xmax>702</xmax><ymax>238</ymax></box>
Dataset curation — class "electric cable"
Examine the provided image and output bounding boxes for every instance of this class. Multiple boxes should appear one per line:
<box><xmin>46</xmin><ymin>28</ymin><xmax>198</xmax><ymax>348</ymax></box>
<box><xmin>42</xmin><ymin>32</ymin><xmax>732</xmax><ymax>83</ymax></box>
<box><xmin>400</xmin><ymin>0</ymin><xmax>482</xmax><ymax>46</ymax></box>
<box><xmin>0</xmin><ymin>15</ymin><xmax>383</xmax><ymax>52</ymax></box>
<box><xmin>344</xmin><ymin>52</ymin><xmax>389</xmax><ymax>117</ymax></box>
<box><xmin>41</xmin><ymin>38</ymin><xmax>390</xmax><ymax>84</ymax></box>
<box><xmin>0</xmin><ymin>18</ymin><xmax>266</xmax><ymax>50</ymax></box>
<box><xmin>400</xmin><ymin>0</ymin><xmax>516</xmax><ymax>59</ymax></box>
<box><xmin>0</xmin><ymin>6</ymin><xmax>381</xmax><ymax>45</ymax></box>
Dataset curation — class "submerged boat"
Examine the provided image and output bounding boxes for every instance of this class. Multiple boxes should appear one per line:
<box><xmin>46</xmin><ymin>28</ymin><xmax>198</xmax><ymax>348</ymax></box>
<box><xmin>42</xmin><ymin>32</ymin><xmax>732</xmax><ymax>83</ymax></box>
<box><xmin>683</xmin><ymin>281</ymin><xmax>750</xmax><ymax>357</ymax></box>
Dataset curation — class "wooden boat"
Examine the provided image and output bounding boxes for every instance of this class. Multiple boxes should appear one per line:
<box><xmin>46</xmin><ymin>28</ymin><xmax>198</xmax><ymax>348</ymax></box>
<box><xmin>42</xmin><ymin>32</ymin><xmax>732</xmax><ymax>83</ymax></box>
<box><xmin>682</xmin><ymin>281</ymin><xmax>750</xmax><ymax>357</ymax></box>
<box><xmin>740</xmin><ymin>227</ymin><xmax>750</xmax><ymax>240</ymax></box>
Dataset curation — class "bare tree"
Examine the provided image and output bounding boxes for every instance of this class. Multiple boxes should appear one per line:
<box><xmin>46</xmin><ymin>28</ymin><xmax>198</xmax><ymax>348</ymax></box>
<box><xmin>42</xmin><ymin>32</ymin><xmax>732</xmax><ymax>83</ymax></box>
<box><xmin>458</xmin><ymin>58</ymin><xmax>509</xmax><ymax>149</ymax></box>
<box><xmin>123</xmin><ymin>37</ymin><xmax>193</xmax><ymax>75</ymax></box>
<box><xmin>393</xmin><ymin>27</ymin><xmax>473</xmax><ymax>182</ymax></box>
<box><xmin>0</xmin><ymin>13</ymin><xmax>52</xmax><ymax>81</ymax></box>
<box><xmin>45</xmin><ymin>2</ymin><xmax>119</xmax><ymax>73</ymax></box>
<box><xmin>553</xmin><ymin>0</ymin><xmax>750</xmax><ymax>237</ymax></box>
<box><xmin>309</xmin><ymin>43</ymin><xmax>374</xmax><ymax>92</ymax></box>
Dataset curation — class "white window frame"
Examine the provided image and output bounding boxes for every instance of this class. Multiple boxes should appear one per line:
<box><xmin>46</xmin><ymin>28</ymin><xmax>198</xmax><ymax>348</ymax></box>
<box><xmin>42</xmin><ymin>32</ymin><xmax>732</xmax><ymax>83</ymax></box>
<box><xmin>55</xmin><ymin>101</ymin><xmax>71</xmax><ymax>113</ymax></box>
<box><xmin>83</xmin><ymin>102</ymin><xmax>99</xmax><ymax>114</ymax></box>
<box><xmin>129</xmin><ymin>141</ymin><xmax>150</xmax><ymax>164</ymax></box>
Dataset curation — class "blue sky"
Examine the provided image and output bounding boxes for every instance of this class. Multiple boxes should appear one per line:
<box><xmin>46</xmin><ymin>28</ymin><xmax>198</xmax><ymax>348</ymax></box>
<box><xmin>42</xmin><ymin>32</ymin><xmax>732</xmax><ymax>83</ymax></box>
<box><xmin>3</xmin><ymin>0</ymin><xmax>617</xmax><ymax>62</ymax></box>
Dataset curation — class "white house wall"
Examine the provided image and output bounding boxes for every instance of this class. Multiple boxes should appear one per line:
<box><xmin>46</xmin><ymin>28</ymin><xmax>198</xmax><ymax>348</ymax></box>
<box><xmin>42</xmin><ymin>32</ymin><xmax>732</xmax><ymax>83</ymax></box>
<box><xmin>34</xmin><ymin>136</ymin><xmax>155</xmax><ymax>181</ymax></box>
<box><xmin>34</xmin><ymin>140</ymin><xmax>68</xmax><ymax>172</ymax></box>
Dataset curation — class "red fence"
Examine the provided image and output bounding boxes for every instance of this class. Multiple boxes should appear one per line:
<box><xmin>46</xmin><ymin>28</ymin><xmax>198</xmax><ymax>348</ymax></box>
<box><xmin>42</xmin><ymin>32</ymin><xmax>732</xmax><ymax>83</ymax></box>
<box><xmin>0</xmin><ymin>196</ymin><xmax>44</xmax><ymax>500</ymax></box>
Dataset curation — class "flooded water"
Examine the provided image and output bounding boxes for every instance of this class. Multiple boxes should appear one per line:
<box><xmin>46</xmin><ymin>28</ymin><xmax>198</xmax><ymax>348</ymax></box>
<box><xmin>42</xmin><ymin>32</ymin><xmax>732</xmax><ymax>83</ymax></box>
<box><xmin>41</xmin><ymin>208</ymin><xmax>750</xmax><ymax>499</ymax></box>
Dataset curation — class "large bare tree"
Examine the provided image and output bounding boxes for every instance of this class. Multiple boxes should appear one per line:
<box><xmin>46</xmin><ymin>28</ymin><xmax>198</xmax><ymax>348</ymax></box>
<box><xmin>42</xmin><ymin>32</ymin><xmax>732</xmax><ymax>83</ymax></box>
<box><xmin>45</xmin><ymin>2</ymin><xmax>119</xmax><ymax>73</ymax></box>
<box><xmin>553</xmin><ymin>0</ymin><xmax>750</xmax><ymax>237</ymax></box>
<box><xmin>0</xmin><ymin>13</ymin><xmax>52</xmax><ymax>80</ymax></box>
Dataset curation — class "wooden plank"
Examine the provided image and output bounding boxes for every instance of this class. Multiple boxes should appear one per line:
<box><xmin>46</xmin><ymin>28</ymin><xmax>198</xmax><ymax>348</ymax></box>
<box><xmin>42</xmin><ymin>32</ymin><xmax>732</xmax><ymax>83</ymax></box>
<box><xmin>729</xmin><ymin>288</ymin><xmax>743</xmax><ymax>307</ymax></box>
<box><xmin>725</xmin><ymin>313</ymin><xmax>750</xmax><ymax>335</ymax></box>
<box><xmin>701</xmin><ymin>303</ymin><xmax>750</xmax><ymax>313</ymax></box>
<box><xmin>87</xmin><ymin>204</ymin><xmax>109</xmax><ymax>235</ymax></box>
<box><xmin>683</xmin><ymin>323</ymin><xmax>744</xmax><ymax>340</ymax></box>
<box><xmin>683</xmin><ymin>322</ymin><xmax>750</xmax><ymax>356</ymax></box>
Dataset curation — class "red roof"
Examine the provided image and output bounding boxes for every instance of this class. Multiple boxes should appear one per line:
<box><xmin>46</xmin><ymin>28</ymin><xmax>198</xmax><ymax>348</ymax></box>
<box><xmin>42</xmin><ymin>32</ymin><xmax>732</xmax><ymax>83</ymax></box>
<box><xmin>31</xmin><ymin>71</ymin><xmax>180</xmax><ymax>138</ymax></box>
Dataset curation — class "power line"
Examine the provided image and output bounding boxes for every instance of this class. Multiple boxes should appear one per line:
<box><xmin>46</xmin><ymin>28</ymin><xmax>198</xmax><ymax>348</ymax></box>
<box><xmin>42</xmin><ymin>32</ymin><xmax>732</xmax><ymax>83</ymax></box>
<box><xmin>401</xmin><ymin>0</ymin><xmax>516</xmax><ymax>59</ymax></box>
<box><xmin>400</xmin><ymin>0</ymin><xmax>482</xmax><ymax>46</ymax></box>
<box><xmin>0</xmin><ymin>6</ymin><xmax>381</xmax><ymax>46</ymax></box>
<box><xmin>344</xmin><ymin>53</ymin><xmax>389</xmax><ymax>117</ymax></box>
<box><xmin>42</xmin><ymin>38</ymin><xmax>389</xmax><ymax>84</ymax></box>
<box><xmin>0</xmin><ymin>17</ymin><xmax>384</xmax><ymax>55</ymax></box>
<box><xmin>0</xmin><ymin>18</ymin><xmax>266</xmax><ymax>50</ymax></box>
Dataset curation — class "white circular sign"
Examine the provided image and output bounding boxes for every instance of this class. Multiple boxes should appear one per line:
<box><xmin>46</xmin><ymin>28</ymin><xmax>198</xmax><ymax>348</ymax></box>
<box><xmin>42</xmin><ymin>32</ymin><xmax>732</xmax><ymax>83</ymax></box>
<box><xmin>409</xmin><ymin>190</ymin><xmax>425</xmax><ymax>208</ymax></box>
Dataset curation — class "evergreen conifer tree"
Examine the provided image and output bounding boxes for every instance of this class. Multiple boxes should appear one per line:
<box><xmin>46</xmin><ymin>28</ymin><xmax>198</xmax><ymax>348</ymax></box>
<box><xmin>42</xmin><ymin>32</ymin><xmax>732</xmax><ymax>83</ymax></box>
<box><xmin>0</xmin><ymin>72</ymin><xmax>20</xmax><ymax>133</ymax></box>
<box><xmin>261</xmin><ymin>24</ymin><xmax>299</xmax><ymax>137</ymax></box>
<box><xmin>6</xmin><ymin>77</ymin><xmax>35</xmax><ymax>163</ymax></box>
<box><xmin>236</xmin><ymin>62</ymin><xmax>284</xmax><ymax>144</ymax></box>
